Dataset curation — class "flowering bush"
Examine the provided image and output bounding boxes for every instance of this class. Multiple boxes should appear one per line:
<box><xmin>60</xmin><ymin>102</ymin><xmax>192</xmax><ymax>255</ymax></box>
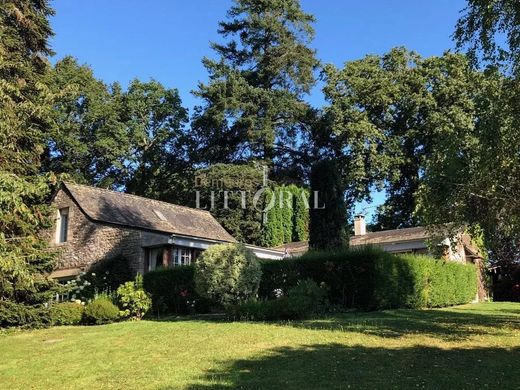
<box><xmin>62</xmin><ymin>270</ymin><xmax>111</xmax><ymax>303</ymax></box>
<box><xmin>116</xmin><ymin>275</ymin><xmax>152</xmax><ymax>320</ymax></box>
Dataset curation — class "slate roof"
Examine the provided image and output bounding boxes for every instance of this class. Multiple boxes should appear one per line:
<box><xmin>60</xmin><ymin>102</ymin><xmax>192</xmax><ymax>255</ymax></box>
<box><xmin>349</xmin><ymin>226</ymin><xmax>429</xmax><ymax>246</ymax></box>
<box><xmin>272</xmin><ymin>241</ymin><xmax>310</xmax><ymax>256</ymax></box>
<box><xmin>62</xmin><ymin>182</ymin><xmax>236</xmax><ymax>243</ymax></box>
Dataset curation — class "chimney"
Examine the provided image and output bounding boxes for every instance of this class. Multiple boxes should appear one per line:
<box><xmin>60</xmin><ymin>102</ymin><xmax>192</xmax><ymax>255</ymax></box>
<box><xmin>354</xmin><ymin>214</ymin><xmax>366</xmax><ymax>236</ymax></box>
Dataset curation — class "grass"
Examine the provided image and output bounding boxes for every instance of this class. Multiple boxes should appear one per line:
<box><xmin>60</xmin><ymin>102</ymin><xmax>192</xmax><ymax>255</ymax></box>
<box><xmin>1</xmin><ymin>302</ymin><xmax>519</xmax><ymax>389</ymax></box>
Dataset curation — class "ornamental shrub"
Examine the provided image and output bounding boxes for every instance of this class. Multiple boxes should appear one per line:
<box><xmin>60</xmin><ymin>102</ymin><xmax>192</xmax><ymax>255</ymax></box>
<box><xmin>195</xmin><ymin>243</ymin><xmax>262</xmax><ymax>306</ymax></box>
<box><xmin>116</xmin><ymin>275</ymin><xmax>152</xmax><ymax>320</ymax></box>
<box><xmin>83</xmin><ymin>297</ymin><xmax>119</xmax><ymax>325</ymax></box>
<box><xmin>49</xmin><ymin>302</ymin><xmax>84</xmax><ymax>326</ymax></box>
<box><xmin>143</xmin><ymin>266</ymin><xmax>211</xmax><ymax>315</ymax></box>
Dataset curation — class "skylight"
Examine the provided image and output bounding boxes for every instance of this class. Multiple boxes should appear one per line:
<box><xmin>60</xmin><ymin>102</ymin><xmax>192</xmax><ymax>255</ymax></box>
<box><xmin>153</xmin><ymin>209</ymin><xmax>167</xmax><ymax>221</ymax></box>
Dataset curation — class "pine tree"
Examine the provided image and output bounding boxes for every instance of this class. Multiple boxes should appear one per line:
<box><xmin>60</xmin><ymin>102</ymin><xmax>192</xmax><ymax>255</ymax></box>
<box><xmin>0</xmin><ymin>0</ymin><xmax>57</xmax><ymax>305</ymax></box>
<box><xmin>191</xmin><ymin>0</ymin><xmax>318</xmax><ymax>166</ymax></box>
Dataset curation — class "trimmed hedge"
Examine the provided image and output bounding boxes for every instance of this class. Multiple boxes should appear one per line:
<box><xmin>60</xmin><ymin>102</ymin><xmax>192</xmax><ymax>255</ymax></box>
<box><xmin>259</xmin><ymin>247</ymin><xmax>478</xmax><ymax>310</ymax></box>
<box><xmin>142</xmin><ymin>247</ymin><xmax>478</xmax><ymax>315</ymax></box>
<box><xmin>143</xmin><ymin>266</ymin><xmax>212</xmax><ymax>315</ymax></box>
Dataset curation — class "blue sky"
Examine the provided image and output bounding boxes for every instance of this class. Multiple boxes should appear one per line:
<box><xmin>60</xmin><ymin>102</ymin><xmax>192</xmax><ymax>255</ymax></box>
<box><xmin>49</xmin><ymin>0</ymin><xmax>467</xmax><ymax>218</ymax></box>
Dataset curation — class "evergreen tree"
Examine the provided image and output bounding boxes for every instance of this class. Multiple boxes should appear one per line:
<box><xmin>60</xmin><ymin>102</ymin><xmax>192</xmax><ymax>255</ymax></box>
<box><xmin>308</xmin><ymin>160</ymin><xmax>348</xmax><ymax>251</ymax></box>
<box><xmin>191</xmin><ymin>0</ymin><xmax>318</xmax><ymax>167</ymax></box>
<box><xmin>195</xmin><ymin>163</ymin><xmax>265</xmax><ymax>244</ymax></box>
<box><xmin>0</xmin><ymin>0</ymin><xmax>57</xmax><ymax>305</ymax></box>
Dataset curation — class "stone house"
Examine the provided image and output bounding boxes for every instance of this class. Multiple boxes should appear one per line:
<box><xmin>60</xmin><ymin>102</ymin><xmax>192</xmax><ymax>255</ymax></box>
<box><xmin>49</xmin><ymin>182</ymin><xmax>284</xmax><ymax>280</ymax></box>
<box><xmin>350</xmin><ymin>215</ymin><xmax>483</xmax><ymax>264</ymax></box>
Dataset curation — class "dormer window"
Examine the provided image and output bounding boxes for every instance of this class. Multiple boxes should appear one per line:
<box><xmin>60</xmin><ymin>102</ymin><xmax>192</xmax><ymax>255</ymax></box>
<box><xmin>56</xmin><ymin>208</ymin><xmax>69</xmax><ymax>243</ymax></box>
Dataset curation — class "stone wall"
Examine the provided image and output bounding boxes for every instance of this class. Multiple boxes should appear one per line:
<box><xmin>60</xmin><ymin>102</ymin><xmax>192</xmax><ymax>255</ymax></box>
<box><xmin>49</xmin><ymin>189</ymin><xmax>169</xmax><ymax>275</ymax></box>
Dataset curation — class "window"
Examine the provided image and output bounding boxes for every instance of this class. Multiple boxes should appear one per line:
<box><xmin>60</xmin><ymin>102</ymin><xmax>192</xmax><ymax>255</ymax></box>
<box><xmin>148</xmin><ymin>247</ymin><xmax>164</xmax><ymax>271</ymax></box>
<box><xmin>172</xmin><ymin>247</ymin><xmax>192</xmax><ymax>266</ymax></box>
<box><xmin>56</xmin><ymin>208</ymin><xmax>69</xmax><ymax>243</ymax></box>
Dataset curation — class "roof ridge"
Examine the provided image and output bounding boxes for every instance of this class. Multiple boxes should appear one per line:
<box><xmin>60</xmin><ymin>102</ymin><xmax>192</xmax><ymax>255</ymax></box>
<box><xmin>360</xmin><ymin>226</ymin><xmax>426</xmax><ymax>236</ymax></box>
<box><xmin>63</xmin><ymin>181</ymin><xmax>211</xmax><ymax>215</ymax></box>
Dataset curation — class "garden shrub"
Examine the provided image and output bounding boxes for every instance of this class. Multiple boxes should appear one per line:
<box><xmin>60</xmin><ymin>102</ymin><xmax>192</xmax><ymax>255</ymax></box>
<box><xmin>0</xmin><ymin>300</ymin><xmax>51</xmax><ymax>328</ymax></box>
<box><xmin>63</xmin><ymin>256</ymin><xmax>135</xmax><ymax>303</ymax></box>
<box><xmin>83</xmin><ymin>297</ymin><xmax>119</xmax><ymax>325</ymax></box>
<box><xmin>116</xmin><ymin>275</ymin><xmax>152</xmax><ymax>320</ymax></box>
<box><xmin>259</xmin><ymin>246</ymin><xmax>477</xmax><ymax>310</ymax></box>
<box><xmin>49</xmin><ymin>302</ymin><xmax>84</xmax><ymax>326</ymax></box>
<box><xmin>143</xmin><ymin>266</ymin><xmax>211</xmax><ymax>315</ymax></box>
<box><xmin>286</xmin><ymin>279</ymin><xmax>327</xmax><ymax>318</ymax></box>
<box><xmin>230</xmin><ymin>279</ymin><xmax>326</xmax><ymax>321</ymax></box>
<box><xmin>194</xmin><ymin>243</ymin><xmax>262</xmax><ymax>306</ymax></box>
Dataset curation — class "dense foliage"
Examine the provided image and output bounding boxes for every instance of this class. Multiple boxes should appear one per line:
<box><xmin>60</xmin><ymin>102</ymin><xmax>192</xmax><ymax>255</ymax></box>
<box><xmin>262</xmin><ymin>185</ymin><xmax>309</xmax><ymax>247</ymax></box>
<box><xmin>0</xmin><ymin>300</ymin><xmax>51</xmax><ymax>328</ymax></box>
<box><xmin>417</xmin><ymin>67</ymin><xmax>520</xmax><ymax>267</ymax></box>
<box><xmin>116</xmin><ymin>275</ymin><xmax>151</xmax><ymax>320</ymax></box>
<box><xmin>83</xmin><ymin>296</ymin><xmax>119</xmax><ymax>325</ymax></box>
<box><xmin>49</xmin><ymin>302</ymin><xmax>84</xmax><ymax>326</ymax></box>
<box><xmin>259</xmin><ymin>247</ymin><xmax>477</xmax><ymax>310</ymax></box>
<box><xmin>195</xmin><ymin>163</ymin><xmax>264</xmax><ymax>244</ymax></box>
<box><xmin>308</xmin><ymin>159</ymin><xmax>348</xmax><ymax>250</ymax></box>
<box><xmin>194</xmin><ymin>244</ymin><xmax>262</xmax><ymax>306</ymax></box>
<box><xmin>191</xmin><ymin>0</ymin><xmax>318</xmax><ymax>170</ymax></box>
<box><xmin>0</xmin><ymin>1</ymin><xmax>58</xmax><ymax>321</ymax></box>
<box><xmin>230</xmin><ymin>279</ymin><xmax>326</xmax><ymax>321</ymax></box>
<box><xmin>142</xmin><ymin>266</ymin><xmax>211</xmax><ymax>315</ymax></box>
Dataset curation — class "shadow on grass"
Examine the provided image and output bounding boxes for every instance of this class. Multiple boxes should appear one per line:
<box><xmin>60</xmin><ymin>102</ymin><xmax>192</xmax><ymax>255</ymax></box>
<box><xmin>148</xmin><ymin>304</ymin><xmax>520</xmax><ymax>342</ymax></box>
<box><xmin>175</xmin><ymin>343</ymin><xmax>520</xmax><ymax>389</ymax></box>
<box><xmin>288</xmin><ymin>306</ymin><xmax>520</xmax><ymax>340</ymax></box>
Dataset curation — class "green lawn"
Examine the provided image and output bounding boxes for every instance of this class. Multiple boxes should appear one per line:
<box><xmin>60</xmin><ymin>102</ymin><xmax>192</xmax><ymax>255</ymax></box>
<box><xmin>1</xmin><ymin>303</ymin><xmax>519</xmax><ymax>389</ymax></box>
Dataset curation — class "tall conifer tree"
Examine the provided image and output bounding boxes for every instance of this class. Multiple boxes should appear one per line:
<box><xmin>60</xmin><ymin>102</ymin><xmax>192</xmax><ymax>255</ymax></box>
<box><xmin>191</xmin><ymin>0</ymin><xmax>319</xmax><ymax>169</ymax></box>
<box><xmin>0</xmin><ymin>0</ymin><xmax>57</xmax><ymax>304</ymax></box>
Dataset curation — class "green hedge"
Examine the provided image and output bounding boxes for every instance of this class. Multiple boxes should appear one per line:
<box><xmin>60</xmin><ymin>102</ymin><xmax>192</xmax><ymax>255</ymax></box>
<box><xmin>141</xmin><ymin>248</ymin><xmax>478</xmax><ymax>315</ymax></box>
<box><xmin>142</xmin><ymin>266</ymin><xmax>212</xmax><ymax>315</ymax></box>
<box><xmin>259</xmin><ymin>247</ymin><xmax>478</xmax><ymax>310</ymax></box>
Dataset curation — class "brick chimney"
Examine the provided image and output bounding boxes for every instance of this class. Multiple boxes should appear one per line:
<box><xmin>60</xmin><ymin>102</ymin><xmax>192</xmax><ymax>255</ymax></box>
<box><xmin>354</xmin><ymin>214</ymin><xmax>366</xmax><ymax>236</ymax></box>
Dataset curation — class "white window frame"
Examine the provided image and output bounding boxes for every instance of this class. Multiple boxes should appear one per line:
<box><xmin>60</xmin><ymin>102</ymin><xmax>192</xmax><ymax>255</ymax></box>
<box><xmin>56</xmin><ymin>208</ymin><xmax>69</xmax><ymax>243</ymax></box>
<box><xmin>172</xmin><ymin>247</ymin><xmax>192</xmax><ymax>266</ymax></box>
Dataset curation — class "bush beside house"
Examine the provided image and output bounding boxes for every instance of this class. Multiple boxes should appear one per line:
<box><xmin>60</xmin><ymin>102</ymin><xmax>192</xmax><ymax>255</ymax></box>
<box><xmin>194</xmin><ymin>244</ymin><xmax>262</xmax><ymax>306</ymax></box>
<box><xmin>49</xmin><ymin>302</ymin><xmax>85</xmax><ymax>326</ymax></box>
<box><xmin>142</xmin><ymin>266</ymin><xmax>211</xmax><ymax>315</ymax></box>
